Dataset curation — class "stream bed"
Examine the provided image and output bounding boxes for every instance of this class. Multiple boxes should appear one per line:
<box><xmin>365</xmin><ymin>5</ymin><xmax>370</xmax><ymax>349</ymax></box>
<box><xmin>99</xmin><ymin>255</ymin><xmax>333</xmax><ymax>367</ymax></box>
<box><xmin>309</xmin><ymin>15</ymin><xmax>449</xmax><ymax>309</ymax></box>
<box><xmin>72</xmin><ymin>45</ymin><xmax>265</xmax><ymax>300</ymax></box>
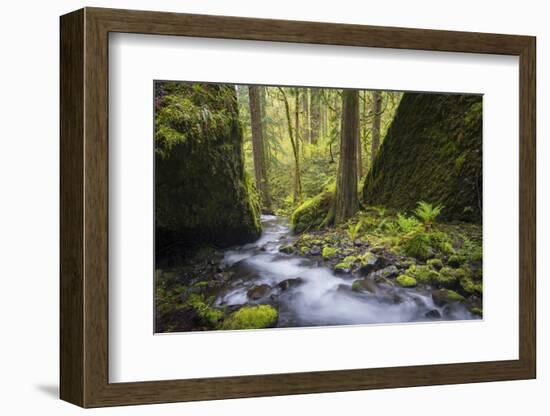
<box><xmin>213</xmin><ymin>215</ymin><xmax>475</xmax><ymax>328</ymax></box>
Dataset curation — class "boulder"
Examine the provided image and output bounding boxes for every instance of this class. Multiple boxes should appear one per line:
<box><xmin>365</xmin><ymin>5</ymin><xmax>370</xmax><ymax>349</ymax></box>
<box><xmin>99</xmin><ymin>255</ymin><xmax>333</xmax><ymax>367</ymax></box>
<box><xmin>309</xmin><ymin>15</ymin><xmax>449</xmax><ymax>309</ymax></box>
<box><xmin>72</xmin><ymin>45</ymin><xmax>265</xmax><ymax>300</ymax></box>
<box><xmin>247</xmin><ymin>284</ymin><xmax>271</xmax><ymax>300</ymax></box>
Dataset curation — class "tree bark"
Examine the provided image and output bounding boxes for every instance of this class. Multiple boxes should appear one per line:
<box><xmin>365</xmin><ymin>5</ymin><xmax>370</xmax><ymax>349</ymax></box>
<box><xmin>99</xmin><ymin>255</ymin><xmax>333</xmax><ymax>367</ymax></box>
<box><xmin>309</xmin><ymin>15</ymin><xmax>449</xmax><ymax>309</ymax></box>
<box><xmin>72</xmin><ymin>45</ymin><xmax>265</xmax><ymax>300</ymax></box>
<box><xmin>279</xmin><ymin>87</ymin><xmax>302</xmax><ymax>205</ymax></box>
<box><xmin>310</xmin><ymin>88</ymin><xmax>321</xmax><ymax>145</ymax></box>
<box><xmin>371</xmin><ymin>90</ymin><xmax>382</xmax><ymax>166</ymax></box>
<box><xmin>334</xmin><ymin>89</ymin><xmax>360</xmax><ymax>223</ymax></box>
<box><xmin>248</xmin><ymin>86</ymin><xmax>272</xmax><ymax>212</ymax></box>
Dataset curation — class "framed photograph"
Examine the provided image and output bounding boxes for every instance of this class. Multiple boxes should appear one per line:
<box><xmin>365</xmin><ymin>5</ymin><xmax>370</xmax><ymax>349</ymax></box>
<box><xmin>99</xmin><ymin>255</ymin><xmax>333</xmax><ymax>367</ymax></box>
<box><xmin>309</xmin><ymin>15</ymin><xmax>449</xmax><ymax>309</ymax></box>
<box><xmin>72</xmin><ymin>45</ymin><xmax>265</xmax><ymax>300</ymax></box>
<box><xmin>60</xmin><ymin>7</ymin><xmax>536</xmax><ymax>408</ymax></box>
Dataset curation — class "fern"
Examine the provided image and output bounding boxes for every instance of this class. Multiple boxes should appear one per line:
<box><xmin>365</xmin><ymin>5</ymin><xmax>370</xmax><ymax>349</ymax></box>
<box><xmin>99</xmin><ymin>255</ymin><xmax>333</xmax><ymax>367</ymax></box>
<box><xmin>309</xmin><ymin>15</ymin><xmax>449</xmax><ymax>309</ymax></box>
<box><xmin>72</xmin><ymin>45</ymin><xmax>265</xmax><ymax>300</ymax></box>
<box><xmin>347</xmin><ymin>221</ymin><xmax>363</xmax><ymax>240</ymax></box>
<box><xmin>414</xmin><ymin>201</ymin><xmax>444</xmax><ymax>226</ymax></box>
<box><xmin>396</xmin><ymin>213</ymin><xmax>422</xmax><ymax>233</ymax></box>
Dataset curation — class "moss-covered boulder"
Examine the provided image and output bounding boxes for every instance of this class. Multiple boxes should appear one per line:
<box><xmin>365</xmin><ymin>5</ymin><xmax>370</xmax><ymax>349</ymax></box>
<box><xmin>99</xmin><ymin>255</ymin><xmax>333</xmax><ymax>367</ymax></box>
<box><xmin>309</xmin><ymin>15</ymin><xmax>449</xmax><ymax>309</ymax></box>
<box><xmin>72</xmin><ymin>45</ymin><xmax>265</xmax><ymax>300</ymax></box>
<box><xmin>155</xmin><ymin>82</ymin><xmax>261</xmax><ymax>251</ymax></box>
<box><xmin>221</xmin><ymin>305</ymin><xmax>278</xmax><ymax>330</ymax></box>
<box><xmin>290</xmin><ymin>185</ymin><xmax>334</xmax><ymax>233</ymax></box>
<box><xmin>363</xmin><ymin>93</ymin><xmax>482</xmax><ymax>223</ymax></box>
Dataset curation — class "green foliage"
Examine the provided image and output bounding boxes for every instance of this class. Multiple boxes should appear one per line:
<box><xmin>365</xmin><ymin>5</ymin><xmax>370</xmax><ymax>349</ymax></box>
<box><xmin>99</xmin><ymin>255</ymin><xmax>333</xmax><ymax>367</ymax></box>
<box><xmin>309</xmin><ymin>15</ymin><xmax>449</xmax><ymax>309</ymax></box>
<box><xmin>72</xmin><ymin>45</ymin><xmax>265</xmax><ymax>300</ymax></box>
<box><xmin>414</xmin><ymin>201</ymin><xmax>444</xmax><ymax>226</ymax></box>
<box><xmin>185</xmin><ymin>293</ymin><xmax>224</xmax><ymax>325</ymax></box>
<box><xmin>402</xmin><ymin>230</ymin><xmax>453</xmax><ymax>260</ymax></box>
<box><xmin>396</xmin><ymin>213</ymin><xmax>422</xmax><ymax>233</ymax></box>
<box><xmin>347</xmin><ymin>221</ymin><xmax>363</xmax><ymax>240</ymax></box>
<box><xmin>427</xmin><ymin>258</ymin><xmax>443</xmax><ymax>270</ymax></box>
<box><xmin>221</xmin><ymin>305</ymin><xmax>278</xmax><ymax>330</ymax></box>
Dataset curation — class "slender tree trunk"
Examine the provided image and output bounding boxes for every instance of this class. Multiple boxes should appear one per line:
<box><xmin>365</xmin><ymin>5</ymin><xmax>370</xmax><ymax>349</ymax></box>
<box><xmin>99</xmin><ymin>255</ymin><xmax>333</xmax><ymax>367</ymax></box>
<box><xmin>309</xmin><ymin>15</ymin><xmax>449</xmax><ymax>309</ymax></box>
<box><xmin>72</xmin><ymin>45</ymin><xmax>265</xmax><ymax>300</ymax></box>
<box><xmin>259</xmin><ymin>86</ymin><xmax>271</xmax><ymax>172</ymax></box>
<box><xmin>357</xmin><ymin>130</ymin><xmax>363</xmax><ymax>180</ymax></box>
<box><xmin>279</xmin><ymin>87</ymin><xmax>302</xmax><ymax>205</ymax></box>
<box><xmin>301</xmin><ymin>88</ymin><xmax>310</xmax><ymax>143</ymax></box>
<box><xmin>371</xmin><ymin>90</ymin><xmax>382</xmax><ymax>166</ymax></box>
<box><xmin>334</xmin><ymin>89</ymin><xmax>360</xmax><ymax>223</ymax></box>
<box><xmin>310</xmin><ymin>88</ymin><xmax>321</xmax><ymax>145</ymax></box>
<box><xmin>248</xmin><ymin>86</ymin><xmax>272</xmax><ymax>212</ymax></box>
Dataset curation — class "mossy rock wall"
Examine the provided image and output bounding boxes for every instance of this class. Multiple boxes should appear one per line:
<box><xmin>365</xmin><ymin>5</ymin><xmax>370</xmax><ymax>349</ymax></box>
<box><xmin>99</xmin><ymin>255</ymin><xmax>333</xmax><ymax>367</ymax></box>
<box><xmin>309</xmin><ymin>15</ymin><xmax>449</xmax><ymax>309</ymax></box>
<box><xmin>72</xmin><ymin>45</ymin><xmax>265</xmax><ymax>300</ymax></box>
<box><xmin>363</xmin><ymin>93</ymin><xmax>482</xmax><ymax>223</ymax></box>
<box><xmin>155</xmin><ymin>82</ymin><xmax>261</xmax><ymax>251</ymax></box>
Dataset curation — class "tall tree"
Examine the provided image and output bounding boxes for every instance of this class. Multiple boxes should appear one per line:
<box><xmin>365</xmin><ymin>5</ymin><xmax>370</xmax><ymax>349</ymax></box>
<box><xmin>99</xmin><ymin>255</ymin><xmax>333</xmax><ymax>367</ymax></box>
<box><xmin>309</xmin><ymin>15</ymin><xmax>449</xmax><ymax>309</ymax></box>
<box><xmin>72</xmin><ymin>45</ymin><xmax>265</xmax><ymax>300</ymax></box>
<box><xmin>334</xmin><ymin>89</ymin><xmax>360</xmax><ymax>223</ymax></box>
<box><xmin>278</xmin><ymin>87</ymin><xmax>303</xmax><ymax>204</ymax></box>
<box><xmin>301</xmin><ymin>88</ymin><xmax>311</xmax><ymax>143</ymax></box>
<box><xmin>371</xmin><ymin>90</ymin><xmax>382</xmax><ymax>166</ymax></box>
<box><xmin>310</xmin><ymin>88</ymin><xmax>321</xmax><ymax>145</ymax></box>
<box><xmin>248</xmin><ymin>86</ymin><xmax>272</xmax><ymax>212</ymax></box>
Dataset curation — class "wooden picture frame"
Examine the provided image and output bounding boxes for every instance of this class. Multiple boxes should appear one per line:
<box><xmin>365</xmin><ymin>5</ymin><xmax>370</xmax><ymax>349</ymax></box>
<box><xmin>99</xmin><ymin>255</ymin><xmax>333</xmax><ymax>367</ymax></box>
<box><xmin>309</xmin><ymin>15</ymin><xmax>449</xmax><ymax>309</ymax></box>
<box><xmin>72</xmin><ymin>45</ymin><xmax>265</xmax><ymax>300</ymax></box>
<box><xmin>60</xmin><ymin>7</ymin><xmax>536</xmax><ymax>408</ymax></box>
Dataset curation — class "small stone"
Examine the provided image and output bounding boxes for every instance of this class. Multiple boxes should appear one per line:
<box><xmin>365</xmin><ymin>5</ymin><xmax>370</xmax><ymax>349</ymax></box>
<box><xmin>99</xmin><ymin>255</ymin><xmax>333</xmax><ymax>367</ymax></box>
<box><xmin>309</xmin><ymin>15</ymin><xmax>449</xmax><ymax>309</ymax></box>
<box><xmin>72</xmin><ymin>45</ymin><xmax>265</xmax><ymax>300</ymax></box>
<box><xmin>354</xmin><ymin>239</ymin><xmax>363</xmax><ymax>247</ymax></box>
<box><xmin>277</xmin><ymin>278</ymin><xmax>304</xmax><ymax>291</ymax></box>
<box><xmin>351</xmin><ymin>278</ymin><xmax>377</xmax><ymax>293</ymax></box>
<box><xmin>425</xmin><ymin>309</ymin><xmax>442</xmax><ymax>319</ymax></box>
<box><xmin>309</xmin><ymin>246</ymin><xmax>321</xmax><ymax>256</ymax></box>
<box><xmin>247</xmin><ymin>284</ymin><xmax>271</xmax><ymax>300</ymax></box>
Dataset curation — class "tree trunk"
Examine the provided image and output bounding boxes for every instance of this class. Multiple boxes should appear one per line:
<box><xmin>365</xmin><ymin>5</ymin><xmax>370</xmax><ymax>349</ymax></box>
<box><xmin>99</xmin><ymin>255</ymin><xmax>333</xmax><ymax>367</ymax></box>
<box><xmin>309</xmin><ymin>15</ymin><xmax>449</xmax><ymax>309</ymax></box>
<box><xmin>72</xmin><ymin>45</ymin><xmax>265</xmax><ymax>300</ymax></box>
<box><xmin>279</xmin><ymin>87</ymin><xmax>302</xmax><ymax>205</ymax></box>
<box><xmin>301</xmin><ymin>88</ymin><xmax>310</xmax><ymax>143</ymax></box>
<box><xmin>310</xmin><ymin>88</ymin><xmax>321</xmax><ymax>145</ymax></box>
<box><xmin>248</xmin><ymin>86</ymin><xmax>272</xmax><ymax>212</ymax></box>
<box><xmin>334</xmin><ymin>89</ymin><xmax>360</xmax><ymax>223</ymax></box>
<box><xmin>371</xmin><ymin>90</ymin><xmax>382</xmax><ymax>166</ymax></box>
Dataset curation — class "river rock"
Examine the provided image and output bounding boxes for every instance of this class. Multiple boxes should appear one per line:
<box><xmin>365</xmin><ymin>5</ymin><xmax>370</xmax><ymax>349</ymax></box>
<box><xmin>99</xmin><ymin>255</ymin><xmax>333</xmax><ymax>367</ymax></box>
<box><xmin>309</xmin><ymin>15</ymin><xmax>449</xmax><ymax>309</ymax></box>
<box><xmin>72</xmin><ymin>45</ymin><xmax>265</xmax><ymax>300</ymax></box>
<box><xmin>353</xmin><ymin>239</ymin><xmax>363</xmax><ymax>247</ymax></box>
<box><xmin>425</xmin><ymin>309</ymin><xmax>442</xmax><ymax>319</ymax></box>
<box><xmin>351</xmin><ymin>278</ymin><xmax>377</xmax><ymax>293</ymax></box>
<box><xmin>370</xmin><ymin>265</ymin><xmax>399</xmax><ymax>281</ymax></box>
<box><xmin>247</xmin><ymin>284</ymin><xmax>271</xmax><ymax>300</ymax></box>
<box><xmin>432</xmin><ymin>289</ymin><xmax>466</xmax><ymax>306</ymax></box>
<box><xmin>277</xmin><ymin>277</ymin><xmax>304</xmax><ymax>291</ymax></box>
<box><xmin>309</xmin><ymin>246</ymin><xmax>321</xmax><ymax>256</ymax></box>
<box><xmin>279</xmin><ymin>244</ymin><xmax>294</xmax><ymax>254</ymax></box>
<box><xmin>359</xmin><ymin>255</ymin><xmax>379</xmax><ymax>274</ymax></box>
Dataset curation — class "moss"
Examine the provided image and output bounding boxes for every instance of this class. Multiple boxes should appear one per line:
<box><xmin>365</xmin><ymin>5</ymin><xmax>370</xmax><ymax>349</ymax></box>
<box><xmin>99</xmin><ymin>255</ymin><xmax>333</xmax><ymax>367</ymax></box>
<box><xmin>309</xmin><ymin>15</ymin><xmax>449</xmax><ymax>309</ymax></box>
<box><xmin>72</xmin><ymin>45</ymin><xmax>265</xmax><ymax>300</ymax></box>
<box><xmin>221</xmin><ymin>305</ymin><xmax>278</xmax><ymax>330</ymax></box>
<box><xmin>460</xmin><ymin>274</ymin><xmax>483</xmax><ymax>295</ymax></box>
<box><xmin>432</xmin><ymin>267</ymin><xmax>459</xmax><ymax>288</ymax></box>
<box><xmin>407</xmin><ymin>264</ymin><xmax>440</xmax><ymax>285</ymax></box>
<box><xmin>469</xmin><ymin>306</ymin><xmax>483</xmax><ymax>316</ymax></box>
<box><xmin>363</xmin><ymin>93</ymin><xmax>482</xmax><ymax>223</ymax></box>
<box><xmin>193</xmin><ymin>281</ymin><xmax>209</xmax><ymax>288</ymax></box>
<box><xmin>184</xmin><ymin>293</ymin><xmax>223</xmax><ymax>325</ymax></box>
<box><xmin>359</xmin><ymin>252</ymin><xmax>375</xmax><ymax>266</ymax></box>
<box><xmin>396</xmin><ymin>274</ymin><xmax>417</xmax><ymax>287</ymax></box>
<box><xmin>290</xmin><ymin>185</ymin><xmax>335</xmax><ymax>233</ymax></box>
<box><xmin>299</xmin><ymin>246</ymin><xmax>309</xmax><ymax>255</ymax></box>
<box><xmin>446</xmin><ymin>290</ymin><xmax>466</xmax><ymax>302</ymax></box>
<box><xmin>427</xmin><ymin>258</ymin><xmax>443</xmax><ymax>270</ymax></box>
<box><xmin>322</xmin><ymin>246</ymin><xmax>339</xmax><ymax>260</ymax></box>
<box><xmin>448</xmin><ymin>254</ymin><xmax>461</xmax><ymax>268</ymax></box>
<box><xmin>155</xmin><ymin>82</ymin><xmax>261</xmax><ymax>251</ymax></box>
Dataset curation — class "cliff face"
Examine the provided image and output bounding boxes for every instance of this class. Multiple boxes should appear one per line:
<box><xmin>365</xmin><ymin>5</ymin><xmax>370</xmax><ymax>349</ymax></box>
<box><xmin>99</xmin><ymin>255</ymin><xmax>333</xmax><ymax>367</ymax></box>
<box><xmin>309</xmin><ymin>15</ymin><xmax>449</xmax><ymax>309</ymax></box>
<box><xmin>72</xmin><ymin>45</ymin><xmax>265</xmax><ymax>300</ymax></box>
<box><xmin>155</xmin><ymin>82</ymin><xmax>261</xmax><ymax>252</ymax></box>
<box><xmin>363</xmin><ymin>93</ymin><xmax>482</xmax><ymax>223</ymax></box>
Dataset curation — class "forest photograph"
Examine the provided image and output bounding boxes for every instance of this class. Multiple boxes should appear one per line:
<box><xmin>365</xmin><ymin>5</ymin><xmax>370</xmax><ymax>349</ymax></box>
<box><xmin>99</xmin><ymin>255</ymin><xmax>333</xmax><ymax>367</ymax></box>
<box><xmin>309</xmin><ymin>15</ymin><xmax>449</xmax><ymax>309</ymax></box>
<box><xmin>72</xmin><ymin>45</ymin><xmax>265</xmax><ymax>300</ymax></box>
<box><xmin>154</xmin><ymin>81</ymin><xmax>483</xmax><ymax>333</ymax></box>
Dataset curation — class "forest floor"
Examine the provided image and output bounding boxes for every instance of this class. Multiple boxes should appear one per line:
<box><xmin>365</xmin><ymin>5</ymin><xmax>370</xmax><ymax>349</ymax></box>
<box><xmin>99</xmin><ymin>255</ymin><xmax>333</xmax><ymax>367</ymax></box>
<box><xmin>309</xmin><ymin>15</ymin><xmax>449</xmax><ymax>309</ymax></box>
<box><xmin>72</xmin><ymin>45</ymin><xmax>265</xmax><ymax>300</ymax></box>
<box><xmin>155</xmin><ymin>208</ymin><xmax>482</xmax><ymax>333</ymax></box>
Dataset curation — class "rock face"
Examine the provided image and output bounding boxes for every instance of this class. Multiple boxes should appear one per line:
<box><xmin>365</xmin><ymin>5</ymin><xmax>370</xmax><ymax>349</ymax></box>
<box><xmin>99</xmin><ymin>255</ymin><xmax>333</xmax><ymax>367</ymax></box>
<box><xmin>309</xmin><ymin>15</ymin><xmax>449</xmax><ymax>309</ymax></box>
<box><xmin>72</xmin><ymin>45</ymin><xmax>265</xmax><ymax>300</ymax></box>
<box><xmin>154</xmin><ymin>82</ymin><xmax>261</xmax><ymax>252</ymax></box>
<box><xmin>363</xmin><ymin>93</ymin><xmax>482</xmax><ymax>223</ymax></box>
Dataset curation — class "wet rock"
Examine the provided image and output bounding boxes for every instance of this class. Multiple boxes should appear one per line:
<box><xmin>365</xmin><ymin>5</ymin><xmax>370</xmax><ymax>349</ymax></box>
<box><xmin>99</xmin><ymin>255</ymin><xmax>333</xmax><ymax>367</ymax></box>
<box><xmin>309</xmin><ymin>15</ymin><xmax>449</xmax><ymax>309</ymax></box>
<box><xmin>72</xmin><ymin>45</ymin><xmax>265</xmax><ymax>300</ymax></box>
<box><xmin>353</xmin><ymin>239</ymin><xmax>363</xmax><ymax>247</ymax></box>
<box><xmin>378</xmin><ymin>290</ymin><xmax>403</xmax><ymax>304</ymax></box>
<box><xmin>359</xmin><ymin>254</ymin><xmax>379</xmax><ymax>274</ymax></box>
<box><xmin>370</xmin><ymin>265</ymin><xmax>399</xmax><ymax>280</ymax></box>
<box><xmin>334</xmin><ymin>265</ymin><xmax>351</xmax><ymax>274</ymax></box>
<box><xmin>259</xmin><ymin>246</ymin><xmax>267</xmax><ymax>252</ymax></box>
<box><xmin>432</xmin><ymin>289</ymin><xmax>466</xmax><ymax>306</ymax></box>
<box><xmin>279</xmin><ymin>244</ymin><xmax>294</xmax><ymax>254</ymax></box>
<box><xmin>425</xmin><ymin>309</ymin><xmax>442</xmax><ymax>319</ymax></box>
<box><xmin>351</xmin><ymin>278</ymin><xmax>377</xmax><ymax>293</ymax></box>
<box><xmin>277</xmin><ymin>277</ymin><xmax>304</xmax><ymax>291</ymax></box>
<box><xmin>309</xmin><ymin>246</ymin><xmax>322</xmax><ymax>256</ymax></box>
<box><xmin>247</xmin><ymin>284</ymin><xmax>272</xmax><ymax>300</ymax></box>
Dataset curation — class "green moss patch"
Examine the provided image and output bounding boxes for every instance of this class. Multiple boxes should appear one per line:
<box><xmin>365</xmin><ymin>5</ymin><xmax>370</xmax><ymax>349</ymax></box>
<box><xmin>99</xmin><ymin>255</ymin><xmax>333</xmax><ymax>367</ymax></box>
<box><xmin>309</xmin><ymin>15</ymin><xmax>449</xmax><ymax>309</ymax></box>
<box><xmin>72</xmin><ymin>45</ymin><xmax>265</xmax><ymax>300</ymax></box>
<box><xmin>221</xmin><ymin>305</ymin><xmax>278</xmax><ymax>330</ymax></box>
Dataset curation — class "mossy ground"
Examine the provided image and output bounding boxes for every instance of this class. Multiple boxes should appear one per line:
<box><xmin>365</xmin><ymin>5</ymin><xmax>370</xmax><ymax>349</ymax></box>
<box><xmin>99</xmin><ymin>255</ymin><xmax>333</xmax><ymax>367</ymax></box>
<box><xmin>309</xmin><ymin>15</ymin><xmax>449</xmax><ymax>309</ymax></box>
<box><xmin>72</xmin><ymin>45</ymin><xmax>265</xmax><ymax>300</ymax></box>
<box><xmin>287</xmin><ymin>204</ymin><xmax>482</xmax><ymax>310</ymax></box>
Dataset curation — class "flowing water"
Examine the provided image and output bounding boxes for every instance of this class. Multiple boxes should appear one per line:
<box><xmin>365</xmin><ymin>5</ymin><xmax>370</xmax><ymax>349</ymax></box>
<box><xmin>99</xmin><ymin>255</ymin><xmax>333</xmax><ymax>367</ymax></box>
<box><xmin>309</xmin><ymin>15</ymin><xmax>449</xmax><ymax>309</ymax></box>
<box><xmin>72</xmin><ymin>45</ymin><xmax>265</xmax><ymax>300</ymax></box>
<box><xmin>215</xmin><ymin>215</ymin><xmax>475</xmax><ymax>328</ymax></box>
